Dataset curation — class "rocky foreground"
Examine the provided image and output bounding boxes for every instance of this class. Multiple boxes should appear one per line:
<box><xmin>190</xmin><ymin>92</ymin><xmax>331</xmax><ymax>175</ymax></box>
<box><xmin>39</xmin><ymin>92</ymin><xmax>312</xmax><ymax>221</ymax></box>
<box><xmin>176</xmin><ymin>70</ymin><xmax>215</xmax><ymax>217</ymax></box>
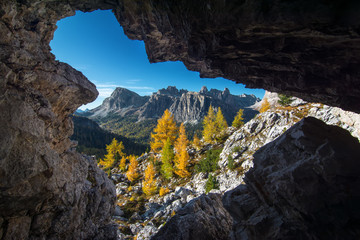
<box><xmin>110</xmin><ymin>98</ymin><xmax>360</xmax><ymax>239</ymax></box>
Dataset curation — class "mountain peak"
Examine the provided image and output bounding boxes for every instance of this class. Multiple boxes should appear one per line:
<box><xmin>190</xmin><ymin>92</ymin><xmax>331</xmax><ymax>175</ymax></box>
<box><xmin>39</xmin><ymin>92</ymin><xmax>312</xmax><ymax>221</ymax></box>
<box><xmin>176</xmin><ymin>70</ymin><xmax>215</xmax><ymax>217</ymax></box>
<box><xmin>223</xmin><ymin>88</ymin><xmax>230</xmax><ymax>96</ymax></box>
<box><xmin>200</xmin><ymin>86</ymin><xmax>208</xmax><ymax>93</ymax></box>
<box><xmin>111</xmin><ymin>87</ymin><xmax>134</xmax><ymax>95</ymax></box>
<box><xmin>156</xmin><ymin>86</ymin><xmax>188</xmax><ymax>96</ymax></box>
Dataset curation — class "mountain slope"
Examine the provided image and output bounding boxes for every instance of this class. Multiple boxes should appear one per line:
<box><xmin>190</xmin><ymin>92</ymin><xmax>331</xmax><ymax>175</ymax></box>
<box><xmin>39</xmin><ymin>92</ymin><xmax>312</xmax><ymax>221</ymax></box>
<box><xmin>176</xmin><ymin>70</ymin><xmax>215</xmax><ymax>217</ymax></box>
<box><xmin>86</xmin><ymin>86</ymin><xmax>260</xmax><ymax>124</ymax></box>
<box><xmin>111</xmin><ymin>94</ymin><xmax>360</xmax><ymax>239</ymax></box>
<box><xmin>88</xmin><ymin>88</ymin><xmax>150</xmax><ymax>118</ymax></box>
<box><xmin>71</xmin><ymin>116</ymin><xmax>147</xmax><ymax>157</ymax></box>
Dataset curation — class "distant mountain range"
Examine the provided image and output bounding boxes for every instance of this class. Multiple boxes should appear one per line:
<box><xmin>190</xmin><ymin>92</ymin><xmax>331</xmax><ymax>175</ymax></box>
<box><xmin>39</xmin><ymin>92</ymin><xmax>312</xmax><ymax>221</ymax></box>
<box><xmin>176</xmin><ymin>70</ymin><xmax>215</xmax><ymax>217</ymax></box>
<box><xmin>81</xmin><ymin>86</ymin><xmax>260</xmax><ymax>124</ymax></box>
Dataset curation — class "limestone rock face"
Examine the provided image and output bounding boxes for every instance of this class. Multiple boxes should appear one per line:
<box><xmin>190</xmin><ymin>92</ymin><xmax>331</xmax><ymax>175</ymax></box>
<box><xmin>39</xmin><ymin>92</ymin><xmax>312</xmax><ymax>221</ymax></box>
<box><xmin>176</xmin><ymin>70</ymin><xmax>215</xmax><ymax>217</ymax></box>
<box><xmin>88</xmin><ymin>86</ymin><xmax>259</xmax><ymax>123</ymax></box>
<box><xmin>0</xmin><ymin>1</ymin><xmax>116</xmax><ymax>239</ymax></box>
<box><xmin>224</xmin><ymin>117</ymin><xmax>360</xmax><ymax>239</ymax></box>
<box><xmin>152</xmin><ymin>193</ymin><xmax>233</xmax><ymax>240</ymax></box>
<box><xmin>90</xmin><ymin>87</ymin><xmax>150</xmax><ymax>118</ymax></box>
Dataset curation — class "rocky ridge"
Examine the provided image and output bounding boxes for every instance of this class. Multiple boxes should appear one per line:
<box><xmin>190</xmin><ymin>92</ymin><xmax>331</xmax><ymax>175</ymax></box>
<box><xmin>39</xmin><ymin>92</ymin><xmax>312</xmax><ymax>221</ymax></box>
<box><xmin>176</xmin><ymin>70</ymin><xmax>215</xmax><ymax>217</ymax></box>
<box><xmin>87</xmin><ymin>86</ymin><xmax>260</xmax><ymax>124</ymax></box>
<box><xmin>111</xmin><ymin>96</ymin><xmax>360</xmax><ymax>239</ymax></box>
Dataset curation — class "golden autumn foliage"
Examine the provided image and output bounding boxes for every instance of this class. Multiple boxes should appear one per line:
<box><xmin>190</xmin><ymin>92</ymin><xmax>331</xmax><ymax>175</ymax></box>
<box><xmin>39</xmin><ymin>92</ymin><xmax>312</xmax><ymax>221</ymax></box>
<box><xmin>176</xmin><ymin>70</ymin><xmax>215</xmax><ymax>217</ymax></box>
<box><xmin>127</xmin><ymin>155</ymin><xmax>139</xmax><ymax>182</ymax></box>
<box><xmin>142</xmin><ymin>162</ymin><xmax>157</xmax><ymax>196</ymax></box>
<box><xmin>119</xmin><ymin>156</ymin><xmax>127</xmax><ymax>172</ymax></box>
<box><xmin>215</xmin><ymin>107</ymin><xmax>228</xmax><ymax>132</ymax></box>
<box><xmin>150</xmin><ymin>109</ymin><xmax>178</xmax><ymax>153</ymax></box>
<box><xmin>260</xmin><ymin>98</ymin><xmax>270</xmax><ymax>113</ymax></box>
<box><xmin>192</xmin><ymin>134</ymin><xmax>201</xmax><ymax>150</ymax></box>
<box><xmin>203</xmin><ymin>106</ymin><xmax>228</xmax><ymax>144</ymax></box>
<box><xmin>159</xmin><ymin>187</ymin><xmax>170</xmax><ymax>197</ymax></box>
<box><xmin>232</xmin><ymin>109</ymin><xmax>244</xmax><ymax>128</ymax></box>
<box><xmin>202</xmin><ymin>105</ymin><xmax>217</xmax><ymax>144</ymax></box>
<box><xmin>174</xmin><ymin>123</ymin><xmax>190</xmax><ymax>178</ymax></box>
<box><xmin>98</xmin><ymin>138</ymin><xmax>124</xmax><ymax>169</ymax></box>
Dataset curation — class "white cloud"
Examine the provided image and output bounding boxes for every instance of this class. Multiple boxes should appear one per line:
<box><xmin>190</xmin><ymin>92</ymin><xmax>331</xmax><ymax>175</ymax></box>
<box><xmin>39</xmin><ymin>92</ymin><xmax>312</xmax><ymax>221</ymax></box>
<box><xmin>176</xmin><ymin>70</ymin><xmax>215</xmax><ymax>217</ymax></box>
<box><xmin>140</xmin><ymin>91</ymin><xmax>154</xmax><ymax>96</ymax></box>
<box><xmin>98</xmin><ymin>88</ymin><xmax>115</xmax><ymax>97</ymax></box>
<box><xmin>96</xmin><ymin>84</ymin><xmax>118</xmax><ymax>88</ymax></box>
<box><xmin>125</xmin><ymin>86</ymin><xmax>155</xmax><ymax>90</ymax></box>
<box><xmin>90</xmin><ymin>81</ymin><xmax>155</xmax><ymax>98</ymax></box>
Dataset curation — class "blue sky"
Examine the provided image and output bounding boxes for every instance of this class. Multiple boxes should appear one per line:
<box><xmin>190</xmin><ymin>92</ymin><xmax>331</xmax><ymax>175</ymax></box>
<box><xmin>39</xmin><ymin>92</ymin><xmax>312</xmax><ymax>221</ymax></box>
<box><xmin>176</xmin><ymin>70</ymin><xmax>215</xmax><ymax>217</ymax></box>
<box><xmin>50</xmin><ymin>10</ymin><xmax>265</xmax><ymax>110</ymax></box>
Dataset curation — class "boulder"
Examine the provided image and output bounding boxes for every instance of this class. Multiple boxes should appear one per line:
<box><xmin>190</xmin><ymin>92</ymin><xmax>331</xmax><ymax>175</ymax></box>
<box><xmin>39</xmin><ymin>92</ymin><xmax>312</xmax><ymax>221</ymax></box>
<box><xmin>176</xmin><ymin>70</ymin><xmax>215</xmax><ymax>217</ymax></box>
<box><xmin>152</xmin><ymin>194</ymin><xmax>233</xmax><ymax>240</ymax></box>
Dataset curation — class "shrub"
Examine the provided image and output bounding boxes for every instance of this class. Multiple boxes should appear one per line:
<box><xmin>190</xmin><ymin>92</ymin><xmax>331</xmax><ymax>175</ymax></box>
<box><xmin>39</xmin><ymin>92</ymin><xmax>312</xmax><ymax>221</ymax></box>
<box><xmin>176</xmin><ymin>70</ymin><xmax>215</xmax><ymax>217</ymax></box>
<box><xmin>232</xmin><ymin>146</ymin><xmax>242</xmax><ymax>153</ymax></box>
<box><xmin>227</xmin><ymin>155</ymin><xmax>235</xmax><ymax>170</ymax></box>
<box><xmin>205</xmin><ymin>174</ymin><xmax>219</xmax><ymax>193</ymax></box>
<box><xmin>196</xmin><ymin>149</ymin><xmax>221</xmax><ymax>173</ymax></box>
<box><xmin>278</xmin><ymin>94</ymin><xmax>293</xmax><ymax>106</ymax></box>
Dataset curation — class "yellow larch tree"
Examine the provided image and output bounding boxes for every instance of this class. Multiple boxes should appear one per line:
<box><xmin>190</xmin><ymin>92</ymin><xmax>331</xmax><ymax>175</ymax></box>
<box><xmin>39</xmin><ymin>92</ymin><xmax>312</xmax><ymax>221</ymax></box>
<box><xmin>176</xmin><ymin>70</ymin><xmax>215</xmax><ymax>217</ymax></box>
<box><xmin>127</xmin><ymin>155</ymin><xmax>139</xmax><ymax>182</ymax></box>
<box><xmin>215</xmin><ymin>107</ymin><xmax>228</xmax><ymax>132</ymax></box>
<box><xmin>142</xmin><ymin>162</ymin><xmax>157</xmax><ymax>196</ymax></box>
<box><xmin>232</xmin><ymin>109</ymin><xmax>244</xmax><ymax>128</ymax></box>
<box><xmin>192</xmin><ymin>134</ymin><xmax>201</xmax><ymax>150</ymax></box>
<box><xmin>260</xmin><ymin>98</ymin><xmax>270</xmax><ymax>113</ymax></box>
<box><xmin>119</xmin><ymin>155</ymin><xmax>127</xmax><ymax>172</ymax></box>
<box><xmin>159</xmin><ymin>187</ymin><xmax>170</xmax><ymax>196</ymax></box>
<box><xmin>98</xmin><ymin>138</ymin><xmax>124</xmax><ymax>169</ymax></box>
<box><xmin>174</xmin><ymin>123</ymin><xmax>190</xmax><ymax>178</ymax></box>
<box><xmin>150</xmin><ymin>109</ymin><xmax>178</xmax><ymax>153</ymax></box>
<box><xmin>202</xmin><ymin>105</ymin><xmax>217</xmax><ymax>144</ymax></box>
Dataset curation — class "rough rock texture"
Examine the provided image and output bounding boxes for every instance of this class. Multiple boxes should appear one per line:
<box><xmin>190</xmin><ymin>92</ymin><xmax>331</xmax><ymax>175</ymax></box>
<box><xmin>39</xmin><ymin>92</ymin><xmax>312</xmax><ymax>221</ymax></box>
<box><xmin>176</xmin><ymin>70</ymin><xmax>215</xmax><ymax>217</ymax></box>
<box><xmin>0</xmin><ymin>1</ymin><xmax>116</xmax><ymax>239</ymax></box>
<box><xmin>154</xmin><ymin>118</ymin><xmax>360</xmax><ymax>239</ymax></box>
<box><xmin>88</xmin><ymin>86</ymin><xmax>259</xmax><ymax>123</ymax></box>
<box><xmin>223</xmin><ymin>117</ymin><xmax>360</xmax><ymax>239</ymax></box>
<box><xmin>220</xmin><ymin>100</ymin><xmax>360</xmax><ymax>170</ymax></box>
<box><xmin>152</xmin><ymin>193</ymin><xmax>233</xmax><ymax>240</ymax></box>
<box><xmin>90</xmin><ymin>87</ymin><xmax>150</xmax><ymax>118</ymax></box>
<box><xmin>114</xmin><ymin>0</ymin><xmax>360</xmax><ymax>113</ymax></box>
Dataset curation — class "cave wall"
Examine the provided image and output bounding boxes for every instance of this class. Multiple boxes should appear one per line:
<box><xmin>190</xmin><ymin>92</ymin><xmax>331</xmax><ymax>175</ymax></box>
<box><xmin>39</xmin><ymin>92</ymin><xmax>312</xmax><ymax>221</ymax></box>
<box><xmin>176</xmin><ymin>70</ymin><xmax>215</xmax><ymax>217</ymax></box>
<box><xmin>1</xmin><ymin>0</ymin><xmax>360</xmax><ymax>239</ymax></box>
<box><xmin>0</xmin><ymin>1</ymin><xmax>116</xmax><ymax>239</ymax></box>
<box><xmin>113</xmin><ymin>0</ymin><xmax>360</xmax><ymax>113</ymax></box>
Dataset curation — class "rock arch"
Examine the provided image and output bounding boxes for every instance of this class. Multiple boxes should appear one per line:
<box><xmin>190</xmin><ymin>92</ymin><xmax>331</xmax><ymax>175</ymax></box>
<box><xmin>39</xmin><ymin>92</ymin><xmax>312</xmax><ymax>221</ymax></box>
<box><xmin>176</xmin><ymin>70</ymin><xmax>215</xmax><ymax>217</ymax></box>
<box><xmin>1</xmin><ymin>0</ymin><xmax>360</xmax><ymax>239</ymax></box>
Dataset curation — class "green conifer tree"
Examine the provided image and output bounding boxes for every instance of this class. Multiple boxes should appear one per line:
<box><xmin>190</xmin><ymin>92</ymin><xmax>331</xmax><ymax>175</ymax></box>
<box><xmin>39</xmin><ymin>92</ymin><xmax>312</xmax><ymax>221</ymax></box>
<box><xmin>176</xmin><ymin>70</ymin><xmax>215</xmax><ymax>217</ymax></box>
<box><xmin>161</xmin><ymin>138</ymin><xmax>174</xmax><ymax>179</ymax></box>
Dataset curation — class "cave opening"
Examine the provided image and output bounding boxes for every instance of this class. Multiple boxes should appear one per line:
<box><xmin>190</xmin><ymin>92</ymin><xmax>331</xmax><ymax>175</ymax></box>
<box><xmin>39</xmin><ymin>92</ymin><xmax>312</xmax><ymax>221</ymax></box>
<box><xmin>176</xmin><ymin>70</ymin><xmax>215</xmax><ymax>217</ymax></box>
<box><xmin>1</xmin><ymin>1</ymin><xmax>360</xmax><ymax>239</ymax></box>
<box><xmin>50</xmin><ymin>9</ymin><xmax>265</xmax><ymax>110</ymax></box>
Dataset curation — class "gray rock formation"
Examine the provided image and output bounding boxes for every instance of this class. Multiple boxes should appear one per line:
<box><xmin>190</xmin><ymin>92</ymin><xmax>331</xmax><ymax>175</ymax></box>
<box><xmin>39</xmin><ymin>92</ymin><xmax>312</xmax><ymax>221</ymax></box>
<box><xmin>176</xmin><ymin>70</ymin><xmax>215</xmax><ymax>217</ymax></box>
<box><xmin>0</xmin><ymin>1</ymin><xmax>116</xmax><ymax>239</ymax></box>
<box><xmin>152</xmin><ymin>193</ymin><xmax>233</xmax><ymax>240</ymax></box>
<box><xmin>88</xmin><ymin>86</ymin><xmax>260</xmax><ymax>123</ymax></box>
<box><xmin>90</xmin><ymin>87</ymin><xmax>150</xmax><ymax>118</ymax></box>
<box><xmin>154</xmin><ymin>117</ymin><xmax>360</xmax><ymax>239</ymax></box>
<box><xmin>114</xmin><ymin>0</ymin><xmax>360</xmax><ymax>113</ymax></box>
<box><xmin>226</xmin><ymin>117</ymin><xmax>360</xmax><ymax>239</ymax></box>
